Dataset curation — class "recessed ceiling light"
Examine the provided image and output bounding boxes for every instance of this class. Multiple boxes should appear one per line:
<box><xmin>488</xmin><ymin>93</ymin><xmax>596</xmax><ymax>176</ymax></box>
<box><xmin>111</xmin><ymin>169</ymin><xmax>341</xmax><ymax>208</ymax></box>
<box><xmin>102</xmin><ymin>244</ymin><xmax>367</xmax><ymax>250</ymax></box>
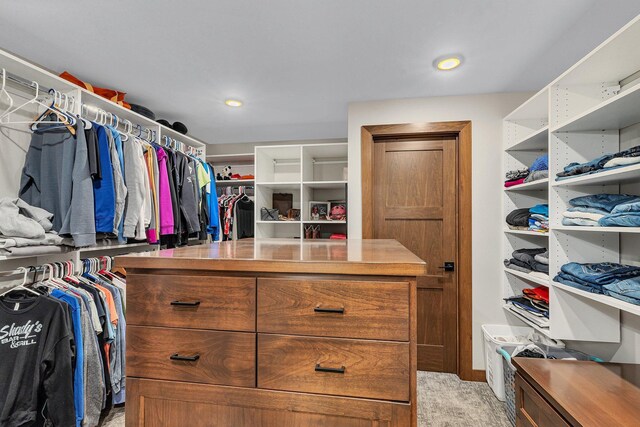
<box><xmin>434</xmin><ymin>56</ymin><xmax>462</xmax><ymax>71</ymax></box>
<box><xmin>225</xmin><ymin>99</ymin><xmax>243</xmax><ymax>107</ymax></box>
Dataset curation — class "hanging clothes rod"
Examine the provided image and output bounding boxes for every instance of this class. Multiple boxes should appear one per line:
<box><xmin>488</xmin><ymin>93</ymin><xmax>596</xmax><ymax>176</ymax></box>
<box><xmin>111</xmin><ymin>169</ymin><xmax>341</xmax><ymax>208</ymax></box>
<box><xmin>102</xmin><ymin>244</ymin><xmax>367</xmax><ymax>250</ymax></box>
<box><xmin>312</xmin><ymin>159</ymin><xmax>348</xmax><ymax>165</ymax></box>
<box><xmin>273</xmin><ymin>158</ymin><xmax>301</xmax><ymax>166</ymax></box>
<box><xmin>0</xmin><ymin>68</ymin><xmax>54</xmax><ymax>95</ymax></box>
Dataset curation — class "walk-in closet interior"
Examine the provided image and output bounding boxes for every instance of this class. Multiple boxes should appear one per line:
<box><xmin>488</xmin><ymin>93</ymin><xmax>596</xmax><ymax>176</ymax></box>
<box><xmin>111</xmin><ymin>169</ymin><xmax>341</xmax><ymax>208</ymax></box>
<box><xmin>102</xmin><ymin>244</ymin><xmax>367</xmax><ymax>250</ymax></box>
<box><xmin>1</xmin><ymin>2</ymin><xmax>640</xmax><ymax>427</ymax></box>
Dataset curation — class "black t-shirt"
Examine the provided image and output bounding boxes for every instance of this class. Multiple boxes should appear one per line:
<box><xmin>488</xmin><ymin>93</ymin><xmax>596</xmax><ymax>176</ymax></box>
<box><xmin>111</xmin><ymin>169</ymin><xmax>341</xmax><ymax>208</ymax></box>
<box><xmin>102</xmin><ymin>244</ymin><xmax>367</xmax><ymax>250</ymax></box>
<box><xmin>85</xmin><ymin>126</ymin><xmax>101</xmax><ymax>180</ymax></box>
<box><xmin>0</xmin><ymin>293</ymin><xmax>76</xmax><ymax>427</ymax></box>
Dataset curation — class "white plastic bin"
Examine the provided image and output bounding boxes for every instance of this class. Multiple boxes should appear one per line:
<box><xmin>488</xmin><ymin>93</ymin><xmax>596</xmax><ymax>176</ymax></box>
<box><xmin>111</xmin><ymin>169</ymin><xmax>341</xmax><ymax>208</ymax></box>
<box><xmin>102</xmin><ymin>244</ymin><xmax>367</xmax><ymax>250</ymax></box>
<box><xmin>481</xmin><ymin>324</ymin><xmax>532</xmax><ymax>401</ymax></box>
<box><xmin>482</xmin><ymin>324</ymin><xmax>565</xmax><ymax>401</ymax></box>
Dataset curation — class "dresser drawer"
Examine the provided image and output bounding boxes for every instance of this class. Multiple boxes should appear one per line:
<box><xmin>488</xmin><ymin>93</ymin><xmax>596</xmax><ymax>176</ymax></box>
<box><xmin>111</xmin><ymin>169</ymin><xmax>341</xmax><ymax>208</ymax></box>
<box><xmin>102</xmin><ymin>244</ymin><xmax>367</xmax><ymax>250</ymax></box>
<box><xmin>515</xmin><ymin>374</ymin><xmax>569</xmax><ymax>427</ymax></box>
<box><xmin>128</xmin><ymin>326</ymin><xmax>256</xmax><ymax>387</ymax></box>
<box><xmin>258</xmin><ymin>334</ymin><xmax>410</xmax><ymax>401</ymax></box>
<box><xmin>127</xmin><ymin>274</ymin><xmax>255</xmax><ymax>331</ymax></box>
<box><xmin>257</xmin><ymin>278</ymin><xmax>409</xmax><ymax>341</ymax></box>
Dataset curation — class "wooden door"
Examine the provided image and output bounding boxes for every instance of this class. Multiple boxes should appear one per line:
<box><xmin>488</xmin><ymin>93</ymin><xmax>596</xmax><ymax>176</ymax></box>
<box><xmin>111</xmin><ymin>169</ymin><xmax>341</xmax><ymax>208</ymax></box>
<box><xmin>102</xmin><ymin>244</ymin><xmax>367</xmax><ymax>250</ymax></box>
<box><xmin>372</xmin><ymin>137</ymin><xmax>458</xmax><ymax>373</ymax></box>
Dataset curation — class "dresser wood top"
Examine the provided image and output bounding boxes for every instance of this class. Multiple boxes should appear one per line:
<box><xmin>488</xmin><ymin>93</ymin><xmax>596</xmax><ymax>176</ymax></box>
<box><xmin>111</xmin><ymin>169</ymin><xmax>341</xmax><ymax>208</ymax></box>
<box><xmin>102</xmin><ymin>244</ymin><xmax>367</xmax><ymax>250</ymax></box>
<box><xmin>117</xmin><ymin>239</ymin><xmax>426</xmax><ymax>276</ymax></box>
<box><xmin>513</xmin><ymin>358</ymin><xmax>640</xmax><ymax>427</ymax></box>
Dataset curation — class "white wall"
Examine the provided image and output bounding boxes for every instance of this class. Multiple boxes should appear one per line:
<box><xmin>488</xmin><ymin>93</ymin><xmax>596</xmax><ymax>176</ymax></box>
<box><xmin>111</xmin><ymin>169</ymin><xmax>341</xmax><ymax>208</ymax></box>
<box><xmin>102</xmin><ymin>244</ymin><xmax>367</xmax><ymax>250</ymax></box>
<box><xmin>348</xmin><ymin>92</ymin><xmax>533</xmax><ymax>370</ymax></box>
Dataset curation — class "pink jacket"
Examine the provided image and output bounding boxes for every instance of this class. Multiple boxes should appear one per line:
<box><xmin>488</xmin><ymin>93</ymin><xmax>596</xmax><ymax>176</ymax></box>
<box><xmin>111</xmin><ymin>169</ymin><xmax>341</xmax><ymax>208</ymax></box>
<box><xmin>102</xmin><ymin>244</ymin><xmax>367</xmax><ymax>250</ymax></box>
<box><xmin>155</xmin><ymin>147</ymin><xmax>174</xmax><ymax>236</ymax></box>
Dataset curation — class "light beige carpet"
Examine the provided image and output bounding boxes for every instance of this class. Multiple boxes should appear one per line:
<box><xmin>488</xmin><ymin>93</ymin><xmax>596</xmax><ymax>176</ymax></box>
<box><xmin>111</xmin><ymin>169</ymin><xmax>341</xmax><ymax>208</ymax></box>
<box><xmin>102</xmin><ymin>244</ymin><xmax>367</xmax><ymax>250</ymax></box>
<box><xmin>101</xmin><ymin>372</ymin><xmax>510</xmax><ymax>427</ymax></box>
<box><xmin>418</xmin><ymin>371</ymin><xmax>511</xmax><ymax>426</ymax></box>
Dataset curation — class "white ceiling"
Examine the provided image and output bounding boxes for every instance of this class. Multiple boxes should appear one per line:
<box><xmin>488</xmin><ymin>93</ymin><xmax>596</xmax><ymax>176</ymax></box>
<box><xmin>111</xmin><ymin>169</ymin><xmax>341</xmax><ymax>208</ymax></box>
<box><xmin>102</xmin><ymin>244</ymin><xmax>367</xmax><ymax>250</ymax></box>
<box><xmin>1</xmin><ymin>1</ymin><xmax>639</xmax><ymax>144</ymax></box>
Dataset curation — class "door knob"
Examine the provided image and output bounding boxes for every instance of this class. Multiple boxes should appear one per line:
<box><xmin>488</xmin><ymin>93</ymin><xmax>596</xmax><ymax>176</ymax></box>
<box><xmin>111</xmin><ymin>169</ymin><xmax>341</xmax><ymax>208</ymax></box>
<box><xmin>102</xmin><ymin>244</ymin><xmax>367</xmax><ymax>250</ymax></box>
<box><xmin>437</xmin><ymin>262</ymin><xmax>455</xmax><ymax>272</ymax></box>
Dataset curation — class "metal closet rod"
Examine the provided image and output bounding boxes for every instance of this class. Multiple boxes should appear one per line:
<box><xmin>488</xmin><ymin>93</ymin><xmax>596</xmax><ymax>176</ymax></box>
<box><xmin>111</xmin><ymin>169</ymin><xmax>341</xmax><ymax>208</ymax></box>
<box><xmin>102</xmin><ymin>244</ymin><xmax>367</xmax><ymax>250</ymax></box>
<box><xmin>273</xmin><ymin>158</ymin><xmax>301</xmax><ymax>166</ymax></box>
<box><xmin>312</xmin><ymin>159</ymin><xmax>348</xmax><ymax>165</ymax></box>
<box><xmin>0</xmin><ymin>68</ymin><xmax>54</xmax><ymax>94</ymax></box>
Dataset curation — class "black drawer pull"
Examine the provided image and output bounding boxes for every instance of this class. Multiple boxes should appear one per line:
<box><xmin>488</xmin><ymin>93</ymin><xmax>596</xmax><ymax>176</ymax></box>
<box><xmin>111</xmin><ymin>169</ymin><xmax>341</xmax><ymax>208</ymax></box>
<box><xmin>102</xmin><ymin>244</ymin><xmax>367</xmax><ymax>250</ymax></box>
<box><xmin>170</xmin><ymin>353</ymin><xmax>200</xmax><ymax>362</ymax></box>
<box><xmin>315</xmin><ymin>364</ymin><xmax>345</xmax><ymax>374</ymax></box>
<box><xmin>314</xmin><ymin>306</ymin><xmax>344</xmax><ymax>314</ymax></box>
<box><xmin>170</xmin><ymin>300</ymin><xmax>201</xmax><ymax>307</ymax></box>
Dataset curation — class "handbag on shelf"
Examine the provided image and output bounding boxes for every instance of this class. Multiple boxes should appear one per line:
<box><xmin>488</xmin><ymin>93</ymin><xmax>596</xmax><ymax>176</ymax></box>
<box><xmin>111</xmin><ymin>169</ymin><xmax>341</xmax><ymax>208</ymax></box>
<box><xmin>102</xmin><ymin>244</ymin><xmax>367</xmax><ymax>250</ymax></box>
<box><xmin>272</xmin><ymin>193</ymin><xmax>293</xmax><ymax>215</ymax></box>
<box><xmin>287</xmin><ymin>208</ymin><xmax>301</xmax><ymax>221</ymax></box>
<box><xmin>260</xmin><ymin>207</ymin><xmax>279</xmax><ymax>221</ymax></box>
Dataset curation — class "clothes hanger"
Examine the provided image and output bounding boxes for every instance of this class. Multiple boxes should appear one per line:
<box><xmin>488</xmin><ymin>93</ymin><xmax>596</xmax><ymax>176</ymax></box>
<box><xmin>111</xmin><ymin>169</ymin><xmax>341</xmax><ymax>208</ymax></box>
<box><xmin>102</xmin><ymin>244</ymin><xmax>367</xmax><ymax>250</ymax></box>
<box><xmin>0</xmin><ymin>69</ymin><xmax>14</xmax><ymax>118</ymax></box>
<box><xmin>74</xmin><ymin>101</ymin><xmax>92</xmax><ymax>129</ymax></box>
<box><xmin>30</xmin><ymin>89</ymin><xmax>76</xmax><ymax>135</ymax></box>
<box><xmin>0</xmin><ymin>267</ymin><xmax>41</xmax><ymax>297</ymax></box>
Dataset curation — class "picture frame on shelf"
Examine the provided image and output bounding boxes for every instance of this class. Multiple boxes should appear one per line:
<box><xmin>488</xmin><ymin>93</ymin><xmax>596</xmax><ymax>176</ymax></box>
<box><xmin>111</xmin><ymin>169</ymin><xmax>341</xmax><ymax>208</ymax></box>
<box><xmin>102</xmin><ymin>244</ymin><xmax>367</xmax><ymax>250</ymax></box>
<box><xmin>329</xmin><ymin>201</ymin><xmax>347</xmax><ymax>221</ymax></box>
<box><xmin>309</xmin><ymin>201</ymin><xmax>330</xmax><ymax>221</ymax></box>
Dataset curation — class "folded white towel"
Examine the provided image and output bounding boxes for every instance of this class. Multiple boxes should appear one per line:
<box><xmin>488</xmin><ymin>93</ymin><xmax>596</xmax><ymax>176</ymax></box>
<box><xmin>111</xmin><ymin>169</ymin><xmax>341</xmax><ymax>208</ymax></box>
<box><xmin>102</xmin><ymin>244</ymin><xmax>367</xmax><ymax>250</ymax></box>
<box><xmin>562</xmin><ymin>210</ymin><xmax>604</xmax><ymax>221</ymax></box>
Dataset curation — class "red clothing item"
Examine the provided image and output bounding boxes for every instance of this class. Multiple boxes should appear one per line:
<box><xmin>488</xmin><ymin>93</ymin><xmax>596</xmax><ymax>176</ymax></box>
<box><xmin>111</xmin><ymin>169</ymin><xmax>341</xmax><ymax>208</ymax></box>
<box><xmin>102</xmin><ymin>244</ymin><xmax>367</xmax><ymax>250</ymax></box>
<box><xmin>524</xmin><ymin>286</ymin><xmax>549</xmax><ymax>304</ymax></box>
<box><xmin>505</xmin><ymin>178</ymin><xmax>526</xmax><ymax>187</ymax></box>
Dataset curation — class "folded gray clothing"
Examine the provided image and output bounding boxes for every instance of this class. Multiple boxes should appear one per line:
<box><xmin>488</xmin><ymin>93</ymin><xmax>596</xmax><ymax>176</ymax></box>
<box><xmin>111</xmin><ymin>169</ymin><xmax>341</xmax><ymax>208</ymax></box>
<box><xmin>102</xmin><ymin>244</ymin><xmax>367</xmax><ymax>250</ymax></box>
<box><xmin>506</xmin><ymin>168</ymin><xmax>529</xmax><ymax>181</ymax></box>
<box><xmin>0</xmin><ymin>245</ymin><xmax>69</xmax><ymax>257</ymax></box>
<box><xmin>0</xmin><ymin>197</ymin><xmax>54</xmax><ymax>239</ymax></box>
<box><xmin>512</xmin><ymin>250</ymin><xmax>549</xmax><ymax>274</ymax></box>
<box><xmin>504</xmin><ymin>259</ymin><xmax>533</xmax><ymax>273</ymax></box>
<box><xmin>535</xmin><ymin>250</ymin><xmax>549</xmax><ymax>265</ymax></box>
<box><xmin>15</xmin><ymin>198</ymin><xmax>53</xmax><ymax>231</ymax></box>
<box><xmin>524</xmin><ymin>170</ymin><xmax>549</xmax><ymax>183</ymax></box>
<box><xmin>0</xmin><ymin>233</ymin><xmax>72</xmax><ymax>249</ymax></box>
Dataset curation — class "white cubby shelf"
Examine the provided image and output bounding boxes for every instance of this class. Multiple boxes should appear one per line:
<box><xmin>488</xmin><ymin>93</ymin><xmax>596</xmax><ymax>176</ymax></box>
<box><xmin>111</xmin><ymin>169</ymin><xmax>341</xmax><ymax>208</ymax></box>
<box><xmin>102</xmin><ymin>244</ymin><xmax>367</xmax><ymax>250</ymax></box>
<box><xmin>503</xmin><ymin>229</ymin><xmax>549</xmax><ymax>237</ymax></box>
<box><xmin>553</xmin><ymin>281</ymin><xmax>640</xmax><ymax>317</ymax></box>
<box><xmin>254</xmin><ymin>143</ymin><xmax>348</xmax><ymax>239</ymax></box>
<box><xmin>504</xmin><ymin>268</ymin><xmax>550</xmax><ymax>287</ymax></box>
<box><xmin>502</xmin><ymin>305</ymin><xmax>552</xmax><ymax>338</ymax></box>
<box><xmin>504</xmin><ymin>178</ymin><xmax>549</xmax><ymax>191</ymax></box>
<box><xmin>551</xmin><ymin>163</ymin><xmax>640</xmax><ymax>187</ymax></box>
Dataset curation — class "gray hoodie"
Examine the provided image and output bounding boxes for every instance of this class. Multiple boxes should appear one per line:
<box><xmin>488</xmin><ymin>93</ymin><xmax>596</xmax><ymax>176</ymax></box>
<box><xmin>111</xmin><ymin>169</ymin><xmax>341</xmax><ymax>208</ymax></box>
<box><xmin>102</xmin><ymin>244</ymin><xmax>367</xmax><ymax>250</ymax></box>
<box><xmin>19</xmin><ymin>120</ymin><xmax>96</xmax><ymax>247</ymax></box>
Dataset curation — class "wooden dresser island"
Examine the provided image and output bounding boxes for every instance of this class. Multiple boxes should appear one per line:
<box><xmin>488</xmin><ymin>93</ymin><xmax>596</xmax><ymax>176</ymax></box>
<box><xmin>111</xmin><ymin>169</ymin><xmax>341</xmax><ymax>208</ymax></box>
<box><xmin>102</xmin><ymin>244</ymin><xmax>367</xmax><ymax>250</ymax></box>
<box><xmin>117</xmin><ymin>239</ymin><xmax>426</xmax><ymax>427</ymax></box>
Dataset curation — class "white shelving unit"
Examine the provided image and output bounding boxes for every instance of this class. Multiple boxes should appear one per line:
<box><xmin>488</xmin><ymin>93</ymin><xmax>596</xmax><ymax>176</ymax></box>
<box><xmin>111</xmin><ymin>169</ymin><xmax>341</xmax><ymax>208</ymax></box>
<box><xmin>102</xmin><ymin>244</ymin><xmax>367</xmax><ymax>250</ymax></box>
<box><xmin>502</xmin><ymin>14</ymin><xmax>640</xmax><ymax>350</ymax></box>
<box><xmin>254</xmin><ymin>143</ymin><xmax>348</xmax><ymax>239</ymax></box>
<box><xmin>502</xmin><ymin>86</ymin><xmax>551</xmax><ymax>337</ymax></box>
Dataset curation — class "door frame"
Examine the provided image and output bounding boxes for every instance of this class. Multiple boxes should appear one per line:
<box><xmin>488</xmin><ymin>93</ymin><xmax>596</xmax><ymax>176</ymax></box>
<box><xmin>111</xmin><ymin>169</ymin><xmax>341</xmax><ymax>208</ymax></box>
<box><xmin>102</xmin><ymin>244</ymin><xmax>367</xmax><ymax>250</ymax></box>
<box><xmin>361</xmin><ymin>121</ymin><xmax>478</xmax><ymax>381</ymax></box>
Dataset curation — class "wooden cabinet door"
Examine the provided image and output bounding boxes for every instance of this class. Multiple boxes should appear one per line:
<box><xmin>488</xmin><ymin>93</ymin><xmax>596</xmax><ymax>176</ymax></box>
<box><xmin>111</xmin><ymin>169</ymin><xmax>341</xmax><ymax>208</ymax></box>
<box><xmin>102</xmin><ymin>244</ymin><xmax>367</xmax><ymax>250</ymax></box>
<box><xmin>515</xmin><ymin>374</ymin><xmax>570</xmax><ymax>427</ymax></box>
<box><xmin>373</xmin><ymin>137</ymin><xmax>458</xmax><ymax>372</ymax></box>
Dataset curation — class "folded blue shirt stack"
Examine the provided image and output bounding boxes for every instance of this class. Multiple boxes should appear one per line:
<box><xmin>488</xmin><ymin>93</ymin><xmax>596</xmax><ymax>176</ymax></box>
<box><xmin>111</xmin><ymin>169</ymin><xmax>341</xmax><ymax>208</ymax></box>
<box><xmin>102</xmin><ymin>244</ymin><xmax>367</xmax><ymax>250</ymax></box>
<box><xmin>528</xmin><ymin>204</ymin><xmax>548</xmax><ymax>232</ymax></box>
<box><xmin>554</xmin><ymin>262</ymin><xmax>640</xmax><ymax>305</ymax></box>
<box><xmin>561</xmin><ymin>194</ymin><xmax>640</xmax><ymax>227</ymax></box>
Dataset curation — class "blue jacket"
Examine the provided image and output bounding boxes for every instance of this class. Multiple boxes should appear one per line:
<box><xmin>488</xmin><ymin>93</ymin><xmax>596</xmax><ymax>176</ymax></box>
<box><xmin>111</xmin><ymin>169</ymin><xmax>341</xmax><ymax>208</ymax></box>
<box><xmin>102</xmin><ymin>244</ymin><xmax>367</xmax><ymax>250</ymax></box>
<box><xmin>206</xmin><ymin>164</ymin><xmax>220</xmax><ymax>240</ymax></box>
<box><xmin>93</xmin><ymin>126</ymin><xmax>116</xmax><ymax>233</ymax></box>
<box><xmin>51</xmin><ymin>290</ymin><xmax>84</xmax><ymax>427</ymax></box>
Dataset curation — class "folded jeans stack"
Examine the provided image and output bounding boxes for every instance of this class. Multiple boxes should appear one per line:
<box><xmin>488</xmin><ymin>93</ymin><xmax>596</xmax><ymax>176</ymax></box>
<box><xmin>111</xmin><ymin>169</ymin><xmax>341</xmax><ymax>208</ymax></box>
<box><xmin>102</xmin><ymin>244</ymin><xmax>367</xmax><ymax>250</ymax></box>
<box><xmin>0</xmin><ymin>198</ymin><xmax>73</xmax><ymax>256</ymax></box>
<box><xmin>556</xmin><ymin>144</ymin><xmax>640</xmax><ymax>181</ymax></box>
<box><xmin>504</xmin><ymin>247</ymin><xmax>549</xmax><ymax>275</ymax></box>
<box><xmin>554</xmin><ymin>262</ymin><xmax>640</xmax><ymax>305</ymax></box>
<box><xmin>561</xmin><ymin>194</ymin><xmax>640</xmax><ymax>227</ymax></box>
